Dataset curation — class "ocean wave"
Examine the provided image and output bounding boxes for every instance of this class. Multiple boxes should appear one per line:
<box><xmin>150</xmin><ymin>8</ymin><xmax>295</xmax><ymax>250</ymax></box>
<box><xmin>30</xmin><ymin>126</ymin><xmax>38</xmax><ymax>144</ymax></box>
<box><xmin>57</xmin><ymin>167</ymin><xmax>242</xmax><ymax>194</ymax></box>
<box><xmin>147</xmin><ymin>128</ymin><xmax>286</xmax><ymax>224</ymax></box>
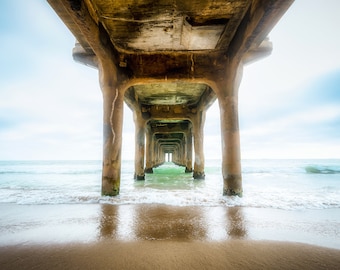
<box><xmin>1</xmin><ymin>190</ymin><xmax>339</xmax><ymax>210</ymax></box>
<box><xmin>305</xmin><ymin>165</ymin><xmax>340</xmax><ymax>174</ymax></box>
<box><xmin>1</xmin><ymin>159</ymin><xmax>340</xmax><ymax>210</ymax></box>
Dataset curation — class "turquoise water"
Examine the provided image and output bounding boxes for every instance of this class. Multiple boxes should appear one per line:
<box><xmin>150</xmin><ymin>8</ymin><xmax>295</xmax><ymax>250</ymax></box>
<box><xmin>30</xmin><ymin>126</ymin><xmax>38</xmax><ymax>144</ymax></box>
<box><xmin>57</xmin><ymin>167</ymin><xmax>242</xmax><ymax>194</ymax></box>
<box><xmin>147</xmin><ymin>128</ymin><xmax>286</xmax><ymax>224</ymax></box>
<box><xmin>0</xmin><ymin>159</ymin><xmax>339</xmax><ymax>209</ymax></box>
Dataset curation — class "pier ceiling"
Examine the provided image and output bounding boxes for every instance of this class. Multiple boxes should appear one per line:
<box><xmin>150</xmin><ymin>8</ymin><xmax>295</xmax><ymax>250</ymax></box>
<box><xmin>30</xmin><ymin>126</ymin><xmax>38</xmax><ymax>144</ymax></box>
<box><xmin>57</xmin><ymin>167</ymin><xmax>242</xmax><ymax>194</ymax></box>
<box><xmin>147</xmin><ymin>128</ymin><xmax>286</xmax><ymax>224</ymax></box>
<box><xmin>84</xmin><ymin>0</ymin><xmax>250</xmax><ymax>52</ymax></box>
<box><xmin>128</xmin><ymin>82</ymin><xmax>210</xmax><ymax>106</ymax></box>
<box><xmin>64</xmin><ymin>0</ymin><xmax>283</xmax><ymax>75</ymax></box>
<box><xmin>149</xmin><ymin>120</ymin><xmax>191</xmax><ymax>133</ymax></box>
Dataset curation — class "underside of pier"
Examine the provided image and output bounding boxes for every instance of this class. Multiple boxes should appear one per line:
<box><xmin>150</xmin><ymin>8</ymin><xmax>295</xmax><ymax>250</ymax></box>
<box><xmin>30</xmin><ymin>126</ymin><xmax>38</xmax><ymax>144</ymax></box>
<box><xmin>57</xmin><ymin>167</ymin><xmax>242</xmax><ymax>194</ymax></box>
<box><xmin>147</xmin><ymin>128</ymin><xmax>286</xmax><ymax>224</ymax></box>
<box><xmin>48</xmin><ymin>0</ymin><xmax>293</xmax><ymax>196</ymax></box>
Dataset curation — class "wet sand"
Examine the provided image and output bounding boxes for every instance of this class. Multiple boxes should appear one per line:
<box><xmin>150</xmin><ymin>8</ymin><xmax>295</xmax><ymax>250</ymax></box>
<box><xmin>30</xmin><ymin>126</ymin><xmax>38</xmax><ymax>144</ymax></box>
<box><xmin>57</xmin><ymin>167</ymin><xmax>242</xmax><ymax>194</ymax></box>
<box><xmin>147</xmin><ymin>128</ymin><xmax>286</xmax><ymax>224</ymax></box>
<box><xmin>1</xmin><ymin>240</ymin><xmax>340</xmax><ymax>270</ymax></box>
<box><xmin>0</xmin><ymin>204</ymin><xmax>340</xmax><ymax>269</ymax></box>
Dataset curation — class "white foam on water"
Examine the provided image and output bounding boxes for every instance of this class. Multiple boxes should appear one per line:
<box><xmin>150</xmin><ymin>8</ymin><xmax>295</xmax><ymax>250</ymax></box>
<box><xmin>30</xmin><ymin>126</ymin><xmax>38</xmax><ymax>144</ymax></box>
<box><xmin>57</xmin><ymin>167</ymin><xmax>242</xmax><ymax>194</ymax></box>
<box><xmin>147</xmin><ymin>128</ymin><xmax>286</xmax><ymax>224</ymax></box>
<box><xmin>0</xmin><ymin>160</ymin><xmax>339</xmax><ymax>210</ymax></box>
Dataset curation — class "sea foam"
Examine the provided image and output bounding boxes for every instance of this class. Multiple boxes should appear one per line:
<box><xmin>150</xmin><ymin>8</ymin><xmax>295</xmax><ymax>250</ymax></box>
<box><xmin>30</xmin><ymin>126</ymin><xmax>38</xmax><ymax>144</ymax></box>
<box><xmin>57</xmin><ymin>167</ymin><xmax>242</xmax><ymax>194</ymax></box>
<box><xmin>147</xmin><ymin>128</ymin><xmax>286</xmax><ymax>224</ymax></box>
<box><xmin>0</xmin><ymin>159</ymin><xmax>339</xmax><ymax>210</ymax></box>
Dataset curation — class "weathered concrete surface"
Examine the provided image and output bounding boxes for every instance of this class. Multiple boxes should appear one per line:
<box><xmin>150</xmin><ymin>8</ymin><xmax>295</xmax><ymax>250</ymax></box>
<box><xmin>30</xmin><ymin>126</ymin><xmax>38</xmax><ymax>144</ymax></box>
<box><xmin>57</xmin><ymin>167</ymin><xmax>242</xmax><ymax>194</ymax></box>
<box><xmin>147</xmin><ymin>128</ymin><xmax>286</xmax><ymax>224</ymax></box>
<box><xmin>48</xmin><ymin>0</ymin><xmax>294</xmax><ymax>196</ymax></box>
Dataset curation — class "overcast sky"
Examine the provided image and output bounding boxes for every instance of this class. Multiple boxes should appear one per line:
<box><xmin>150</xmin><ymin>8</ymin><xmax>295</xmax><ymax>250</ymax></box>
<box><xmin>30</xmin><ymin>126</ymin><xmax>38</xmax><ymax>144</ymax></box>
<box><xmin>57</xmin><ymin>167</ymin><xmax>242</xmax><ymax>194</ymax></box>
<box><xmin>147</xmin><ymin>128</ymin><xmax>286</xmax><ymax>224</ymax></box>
<box><xmin>1</xmin><ymin>1</ymin><xmax>340</xmax><ymax>160</ymax></box>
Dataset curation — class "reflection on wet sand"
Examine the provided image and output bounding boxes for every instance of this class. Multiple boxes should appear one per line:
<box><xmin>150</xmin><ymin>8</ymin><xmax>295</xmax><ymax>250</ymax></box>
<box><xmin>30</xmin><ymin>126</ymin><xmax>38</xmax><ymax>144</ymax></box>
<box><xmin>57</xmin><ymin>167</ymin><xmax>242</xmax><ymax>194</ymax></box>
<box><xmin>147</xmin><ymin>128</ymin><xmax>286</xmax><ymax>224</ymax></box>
<box><xmin>133</xmin><ymin>205</ymin><xmax>207</xmax><ymax>240</ymax></box>
<box><xmin>98</xmin><ymin>204</ymin><xmax>119</xmax><ymax>239</ymax></box>
<box><xmin>98</xmin><ymin>204</ymin><xmax>247</xmax><ymax>242</ymax></box>
<box><xmin>226</xmin><ymin>207</ymin><xmax>248</xmax><ymax>239</ymax></box>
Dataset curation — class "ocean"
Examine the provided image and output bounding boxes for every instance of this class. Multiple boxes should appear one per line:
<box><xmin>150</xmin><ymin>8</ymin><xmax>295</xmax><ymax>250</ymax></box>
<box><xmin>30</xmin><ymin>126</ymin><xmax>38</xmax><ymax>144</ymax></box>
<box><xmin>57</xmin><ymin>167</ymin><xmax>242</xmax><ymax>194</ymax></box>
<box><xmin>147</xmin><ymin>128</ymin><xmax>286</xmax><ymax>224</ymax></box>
<box><xmin>0</xmin><ymin>159</ymin><xmax>339</xmax><ymax>210</ymax></box>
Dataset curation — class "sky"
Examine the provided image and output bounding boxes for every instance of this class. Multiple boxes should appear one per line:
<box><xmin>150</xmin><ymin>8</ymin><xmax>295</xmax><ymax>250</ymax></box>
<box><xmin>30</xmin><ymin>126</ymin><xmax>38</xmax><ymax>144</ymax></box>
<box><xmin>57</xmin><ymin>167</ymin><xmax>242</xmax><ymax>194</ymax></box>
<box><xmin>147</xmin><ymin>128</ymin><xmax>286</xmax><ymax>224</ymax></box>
<box><xmin>0</xmin><ymin>0</ymin><xmax>340</xmax><ymax>160</ymax></box>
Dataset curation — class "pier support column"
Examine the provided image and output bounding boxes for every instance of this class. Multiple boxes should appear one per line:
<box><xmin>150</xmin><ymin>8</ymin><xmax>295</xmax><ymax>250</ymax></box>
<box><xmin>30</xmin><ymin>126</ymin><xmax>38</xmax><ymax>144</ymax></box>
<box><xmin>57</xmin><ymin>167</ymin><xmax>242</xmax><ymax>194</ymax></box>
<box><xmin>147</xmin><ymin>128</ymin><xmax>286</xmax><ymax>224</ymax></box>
<box><xmin>192</xmin><ymin>111</ymin><xmax>206</xmax><ymax>179</ymax></box>
<box><xmin>217</xmin><ymin>62</ymin><xmax>243</xmax><ymax>196</ymax></box>
<box><xmin>185</xmin><ymin>126</ymin><xmax>193</xmax><ymax>173</ymax></box>
<box><xmin>154</xmin><ymin>139</ymin><xmax>160</xmax><ymax>167</ymax></box>
<box><xmin>144</xmin><ymin>125</ymin><xmax>153</xmax><ymax>173</ymax></box>
<box><xmin>133</xmin><ymin>112</ymin><xmax>146</xmax><ymax>180</ymax></box>
<box><xmin>99</xmin><ymin>62</ymin><xmax>124</xmax><ymax>196</ymax></box>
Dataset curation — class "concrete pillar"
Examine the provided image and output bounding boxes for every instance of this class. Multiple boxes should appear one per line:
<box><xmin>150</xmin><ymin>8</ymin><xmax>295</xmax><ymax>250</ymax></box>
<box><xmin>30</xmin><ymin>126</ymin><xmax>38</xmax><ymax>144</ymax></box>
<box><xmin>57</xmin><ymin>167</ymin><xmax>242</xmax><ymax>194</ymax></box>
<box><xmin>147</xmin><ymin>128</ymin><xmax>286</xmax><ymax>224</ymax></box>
<box><xmin>217</xmin><ymin>62</ymin><xmax>243</xmax><ymax>196</ymax></box>
<box><xmin>144</xmin><ymin>125</ymin><xmax>153</xmax><ymax>173</ymax></box>
<box><xmin>159</xmin><ymin>146</ymin><xmax>164</xmax><ymax>164</ymax></box>
<box><xmin>185</xmin><ymin>127</ymin><xmax>193</xmax><ymax>173</ymax></box>
<box><xmin>99</xmin><ymin>62</ymin><xmax>124</xmax><ymax>196</ymax></box>
<box><xmin>180</xmin><ymin>139</ymin><xmax>185</xmax><ymax>166</ymax></box>
<box><xmin>133</xmin><ymin>112</ymin><xmax>145</xmax><ymax>180</ymax></box>
<box><xmin>154</xmin><ymin>138</ymin><xmax>160</xmax><ymax>167</ymax></box>
<box><xmin>151</xmin><ymin>134</ymin><xmax>156</xmax><ymax>167</ymax></box>
<box><xmin>154</xmin><ymin>139</ymin><xmax>158</xmax><ymax>166</ymax></box>
<box><xmin>192</xmin><ymin>111</ymin><xmax>206</xmax><ymax>179</ymax></box>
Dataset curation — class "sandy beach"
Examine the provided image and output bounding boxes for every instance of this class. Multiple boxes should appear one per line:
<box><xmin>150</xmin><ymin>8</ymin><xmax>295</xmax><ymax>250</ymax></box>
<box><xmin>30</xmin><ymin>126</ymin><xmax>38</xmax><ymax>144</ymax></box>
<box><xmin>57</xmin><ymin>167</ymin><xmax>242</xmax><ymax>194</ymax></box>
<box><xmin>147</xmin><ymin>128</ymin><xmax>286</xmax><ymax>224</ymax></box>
<box><xmin>1</xmin><ymin>204</ymin><xmax>340</xmax><ymax>269</ymax></box>
<box><xmin>1</xmin><ymin>240</ymin><xmax>340</xmax><ymax>270</ymax></box>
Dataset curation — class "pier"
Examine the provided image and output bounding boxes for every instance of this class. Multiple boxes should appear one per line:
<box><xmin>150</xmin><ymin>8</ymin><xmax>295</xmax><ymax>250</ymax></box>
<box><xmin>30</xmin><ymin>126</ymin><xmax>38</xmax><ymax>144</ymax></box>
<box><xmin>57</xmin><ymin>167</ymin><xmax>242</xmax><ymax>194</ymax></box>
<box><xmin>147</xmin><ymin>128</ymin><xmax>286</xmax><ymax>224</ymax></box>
<box><xmin>48</xmin><ymin>0</ymin><xmax>293</xmax><ymax>196</ymax></box>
